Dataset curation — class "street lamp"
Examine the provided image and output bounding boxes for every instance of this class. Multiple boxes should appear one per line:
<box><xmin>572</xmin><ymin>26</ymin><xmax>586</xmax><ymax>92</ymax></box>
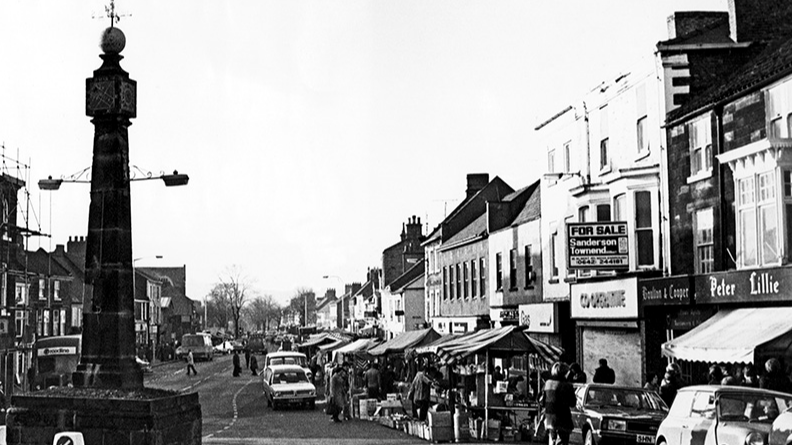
<box><xmin>38</xmin><ymin>167</ymin><xmax>189</xmax><ymax>191</ymax></box>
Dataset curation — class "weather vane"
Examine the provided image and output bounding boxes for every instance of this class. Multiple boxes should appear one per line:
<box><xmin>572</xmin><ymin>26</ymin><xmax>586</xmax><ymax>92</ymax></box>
<box><xmin>93</xmin><ymin>0</ymin><xmax>131</xmax><ymax>28</ymax></box>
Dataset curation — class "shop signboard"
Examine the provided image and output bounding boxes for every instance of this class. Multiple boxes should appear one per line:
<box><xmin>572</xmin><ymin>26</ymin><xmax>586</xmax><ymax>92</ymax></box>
<box><xmin>639</xmin><ymin>276</ymin><xmax>693</xmax><ymax>309</ymax></box>
<box><xmin>490</xmin><ymin>308</ymin><xmax>519</xmax><ymax>325</ymax></box>
<box><xmin>668</xmin><ymin>307</ymin><xmax>714</xmax><ymax>330</ymax></box>
<box><xmin>695</xmin><ymin>266</ymin><xmax>792</xmax><ymax>304</ymax></box>
<box><xmin>571</xmin><ymin>277</ymin><xmax>638</xmax><ymax>319</ymax></box>
<box><xmin>567</xmin><ymin>222</ymin><xmax>629</xmax><ymax>270</ymax></box>
<box><xmin>518</xmin><ymin>302</ymin><xmax>558</xmax><ymax>333</ymax></box>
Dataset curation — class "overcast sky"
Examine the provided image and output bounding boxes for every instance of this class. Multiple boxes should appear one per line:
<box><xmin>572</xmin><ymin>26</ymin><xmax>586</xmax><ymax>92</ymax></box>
<box><xmin>0</xmin><ymin>0</ymin><xmax>725</xmax><ymax>305</ymax></box>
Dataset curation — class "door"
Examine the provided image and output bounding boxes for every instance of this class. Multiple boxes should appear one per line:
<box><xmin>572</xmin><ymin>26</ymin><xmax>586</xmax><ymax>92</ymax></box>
<box><xmin>683</xmin><ymin>391</ymin><xmax>715</xmax><ymax>445</ymax></box>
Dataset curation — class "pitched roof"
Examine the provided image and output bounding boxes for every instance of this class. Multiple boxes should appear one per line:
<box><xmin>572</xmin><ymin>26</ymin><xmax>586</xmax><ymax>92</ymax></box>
<box><xmin>423</xmin><ymin>176</ymin><xmax>514</xmax><ymax>245</ymax></box>
<box><xmin>667</xmin><ymin>36</ymin><xmax>792</xmax><ymax>124</ymax></box>
<box><xmin>442</xmin><ymin>213</ymin><xmax>487</xmax><ymax>248</ymax></box>
<box><xmin>510</xmin><ymin>181</ymin><xmax>541</xmax><ymax>226</ymax></box>
<box><xmin>387</xmin><ymin>260</ymin><xmax>425</xmax><ymax>294</ymax></box>
<box><xmin>22</xmin><ymin>248</ymin><xmax>72</xmax><ymax>277</ymax></box>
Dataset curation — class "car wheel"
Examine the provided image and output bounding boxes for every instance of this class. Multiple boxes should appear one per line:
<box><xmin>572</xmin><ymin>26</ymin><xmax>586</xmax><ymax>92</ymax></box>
<box><xmin>657</xmin><ymin>439</ymin><xmax>667</xmax><ymax>445</ymax></box>
<box><xmin>585</xmin><ymin>429</ymin><xmax>596</xmax><ymax>445</ymax></box>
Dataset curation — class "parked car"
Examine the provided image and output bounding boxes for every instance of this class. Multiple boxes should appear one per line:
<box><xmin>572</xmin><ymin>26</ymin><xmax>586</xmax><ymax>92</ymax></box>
<box><xmin>570</xmin><ymin>383</ymin><xmax>668</xmax><ymax>445</ymax></box>
<box><xmin>657</xmin><ymin>385</ymin><xmax>792</xmax><ymax>445</ymax></box>
<box><xmin>264</xmin><ymin>351</ymin><xmax>312</xmax><ymax>381</ymax></box>
<box><xmin>175</xmin><ymin>333</ymin><xmax>214</xmax><ymax>361</ymax></box>
<box><xmin>770</xmin><ymin>405</ymin><xmax>792</xmax><ymax>445</ymax></box>
<box><xmin>231</xmin><ymin>340</ymin><xmax>246</xmax><ymax>352</ymax></box>
<box><xmin>261</xmin><ymin>364</ymin><xmax>316</xmax><ymax>410</ymax></box>
<box><xmin>213</xmin><ymin>340</ymin><xmax>233</xmax><ymax>355</ymax></box>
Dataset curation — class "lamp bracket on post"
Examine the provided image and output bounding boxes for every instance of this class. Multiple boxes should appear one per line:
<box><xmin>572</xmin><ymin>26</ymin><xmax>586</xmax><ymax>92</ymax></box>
<box><xmin>38</xmin><ymin>165</ymin><xmax>189</xmax><ymax>190</ymax></box>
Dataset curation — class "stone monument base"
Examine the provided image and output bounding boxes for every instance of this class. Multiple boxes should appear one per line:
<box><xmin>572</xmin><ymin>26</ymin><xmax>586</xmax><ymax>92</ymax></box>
<box><xmin>6</xmin><ymin>388</ymin><xmax>201</xmax><ymax>445</ymax></box>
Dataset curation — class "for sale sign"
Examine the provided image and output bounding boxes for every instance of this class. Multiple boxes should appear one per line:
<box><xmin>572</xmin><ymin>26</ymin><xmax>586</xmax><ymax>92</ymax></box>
<box><xmin>567</xmin><ymin>222</ymin><xmax>629</xmax><ymax>270</ymax></box>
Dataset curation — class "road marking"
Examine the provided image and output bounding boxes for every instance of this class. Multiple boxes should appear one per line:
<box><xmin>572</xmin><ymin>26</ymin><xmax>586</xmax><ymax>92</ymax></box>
<box><xmin>203</xmin><ymin>376</ymin><xmax>256</xmax><ymax>439</ymax></box>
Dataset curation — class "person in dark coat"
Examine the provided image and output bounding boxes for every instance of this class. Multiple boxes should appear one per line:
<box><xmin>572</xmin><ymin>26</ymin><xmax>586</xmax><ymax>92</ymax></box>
<box><xmin>543</xmin><ymin>362</ymin><xmax>576</xmax><ymax>445</ymax></box>
<box><xmin>244</xmin><ymin>348</ymin><xmax>251</xmax><ymax>369</ymax></box>
<box><xmin>759</xmin><ymin>358</ymin><xmax>792</xmax><ymax>394</ymax></box>
<box><xmin>567</xmin><ymin>363</ymin><xmax>587</xmax><ymax>383</ymax></box>
<box><xmin>592</xmin><ymin>359</ymin><xmax>616</xmax><ymax>384</ymax></box>
<box><xmin>380</xmin><ymin>364</ymin><xmax>396</xmax><ymax>397</ymax></box>
<box><xmin>707</xmin><ymin>364</ymin><xmax>724</xmax><ymax>385</ymax></box>
<box><xmin>232</xmin><ymin>350</ymin><xmax>242</xmax><ymax>377</ymax></box>
<box><xmin>250</xmin><ymin>354</ymin><xmax>259</xmax><ymax>376</ymax></box>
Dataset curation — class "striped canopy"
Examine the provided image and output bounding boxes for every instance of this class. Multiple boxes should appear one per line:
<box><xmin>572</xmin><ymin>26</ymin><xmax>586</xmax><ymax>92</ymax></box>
<box><xmin>433</xmin><ymin>325</ymin><xmax>563</xmax><ymax>367</ymax></box>
<box><xmin>368</xmin><ymin>327</ymin><xmax>441</xmax><ymax>356</ymax></box>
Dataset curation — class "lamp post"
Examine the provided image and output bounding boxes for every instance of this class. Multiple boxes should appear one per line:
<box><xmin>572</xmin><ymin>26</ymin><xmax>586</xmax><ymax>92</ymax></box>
<box><xmin>37</xmin><ymin>25</ymin><xmax>188</xmax><ymax>390</ymax></box>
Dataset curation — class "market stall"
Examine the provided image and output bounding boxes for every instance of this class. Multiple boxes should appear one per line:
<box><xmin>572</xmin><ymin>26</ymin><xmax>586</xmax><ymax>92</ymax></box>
<box><xmin>432</xmin><ymin>325</ymin><xmax>563</xmax><ymax>441</ymax></box>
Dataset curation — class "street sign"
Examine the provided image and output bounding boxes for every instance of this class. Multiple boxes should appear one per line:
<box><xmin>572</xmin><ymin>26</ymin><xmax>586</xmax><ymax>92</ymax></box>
<box><xmin>567</xmin><ymin>222</ymin><xmax>629</xmax><ymax>270</ymax></box>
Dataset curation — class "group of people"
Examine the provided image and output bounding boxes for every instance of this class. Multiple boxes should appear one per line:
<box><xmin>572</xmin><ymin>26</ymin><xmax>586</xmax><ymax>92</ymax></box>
<box><xmin>649</xmin><ymin>357</ymin><xmax>792</xmax><ymax>407</ymax></box>
<box><xmin>231</xmin><ymin>349</ymin><xmax>260</xmax><ymax>377</ymax></box>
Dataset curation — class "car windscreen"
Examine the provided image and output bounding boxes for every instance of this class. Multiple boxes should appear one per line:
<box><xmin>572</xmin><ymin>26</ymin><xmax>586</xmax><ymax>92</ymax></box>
<box><xmin>718</xmin><ymin>393</ymin><xmax>792</xmax><ymax>423</ymax></box>
<box><xmin>182</xmin><ymin>336</ymin><xmax>206</xmax><ymax>347</ymax></box>
<box><xmin>585</xmin><ymin>388</ymin><xmax>668</xmax><ymax>411</ymax></box>
<box><xmin>273</xmin><ymin>371</ymin><xmax>308</xmax><ymax>384</ymax></box>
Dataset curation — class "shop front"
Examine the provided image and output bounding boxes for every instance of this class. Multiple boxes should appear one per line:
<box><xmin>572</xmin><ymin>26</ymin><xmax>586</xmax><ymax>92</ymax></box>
<box><xmin>571</xmin><ymin>277</ymin><xmax>642</xmax><ymax>387</ymax></box>
<box><xmin>431</xmin><ymin>316</ymin><xmax>488</xmax><ymax>335</ymax></box>
<box><xmin>661</xmin><ymin>266</ymin><xmax>792</xmax><ymax>382</ymax></box>
<box><xmin>638</xmin><ymin>275</ymin><xmax>696</xmax><ymax>381</ymax></box>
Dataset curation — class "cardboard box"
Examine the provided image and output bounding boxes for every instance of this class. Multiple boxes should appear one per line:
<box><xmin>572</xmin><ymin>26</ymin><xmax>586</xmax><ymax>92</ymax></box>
<box><xmin>428</xmin><ymin>410</ymin><xmax>452</xmax><ymax>427</ymax></box>
<box><xmin>430</xmin><ymin>426</ymin><xmax>454</xmax><ymax>442</ymax></box>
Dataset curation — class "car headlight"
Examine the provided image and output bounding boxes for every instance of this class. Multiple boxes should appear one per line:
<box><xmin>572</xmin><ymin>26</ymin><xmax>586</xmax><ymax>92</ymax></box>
<box><xmin>604</xmin><ymin>419</ymin><xmax>627</xmax><ymax>431</ymax></box>
<box><xmin>745</xmin><ymin>432</ymin><xmax>765</xmax><ymax>445</ymax></box>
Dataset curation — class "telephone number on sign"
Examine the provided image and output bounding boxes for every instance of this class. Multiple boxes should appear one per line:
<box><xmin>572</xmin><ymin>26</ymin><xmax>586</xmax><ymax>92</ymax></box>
<box><xmin>570</xmin><ymin>256</ymin><xmax>628</xmax><ymax>267</ymax></box>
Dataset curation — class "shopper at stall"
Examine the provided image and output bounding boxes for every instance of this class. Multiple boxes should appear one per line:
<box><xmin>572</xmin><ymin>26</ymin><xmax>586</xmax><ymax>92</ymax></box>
<box><xmin>743</xmin><ymin>364</ymin><xmax>759</xmax><ymax>387</ymax></box>
<box><xmin>567</xmin><ymin>363</ymin><xmax>587</xmax><ymax>383</ymax></box>
<box><xmin>328</xmin><ymin>363</ymin><xmax>348</xmax><ymax>423</ymax></box>
<box><xmin>707</xmin><ymin>364</ymin><xmax>723</xmax><ymax>384</ymax></box>
<box><xmin>381</xmin><ymin>364</ymin><xmax>396</xmax><ymax>397</ymax></box>
<box><xmin>542</xmin><ymin>362</ymin><xmax>576</xmax><ymax>445</ymax></box>
<box><xmin>659</xmin><ymin>365</ymin><xmax>682</xmax><ymax>406</ymax></box>
<box><xmin>408</xmin><ymin>365</ymin><xmax>436</xmax><ymax>421</ymax></box>
<box><xmin>364</xmin><ymin>362</ymin><xmax>382</xmax><ymax>400</ymax></box>
<box><xmin>592</xmin><ymin>358</ymin><xmax>616</xmax><ymax>383</ymax></box>
<box><xmin>760</xmin><ymin>358</ymin><xmax>792</xmax><ymax>393</ymax></box>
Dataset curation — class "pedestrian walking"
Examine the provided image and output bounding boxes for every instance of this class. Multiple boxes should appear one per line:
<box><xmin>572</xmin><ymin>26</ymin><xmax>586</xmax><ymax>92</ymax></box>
<box><xmin>232</xmin><ymin>350</ymin><xmax>242</xmax><ymax>377</ymax></box>
<box><xmin>186</xmin><ymin>350</ymin><xmax>197</xmax><ymax>376</ymax></box>
<box><xmin>592</xmin><ymin>358</ymin><xmax>616</xmax><ymax>384</ymax></box>
<box><xmin>328</xmin><ymin>364</ymin><xmax>348</xmax><ymax>423</ymax></box>
<box><xmin>542</xmin><ymin>362</ymin><xmax>576</xmax><ymax>445</ymax></box>
<box><xmin>244</xmin><ymin>348</ymin><xmax>251</xmax><ymax>369</ymax></box>
<box><xmin>250</xmin><ymin>354</ymin><xmax>259</xmax><ymax>376</ymax></box>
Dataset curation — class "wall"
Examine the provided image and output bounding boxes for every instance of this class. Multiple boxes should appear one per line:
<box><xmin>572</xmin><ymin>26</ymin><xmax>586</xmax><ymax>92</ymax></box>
<box><xmin>437</xmin><ymin>238</ymin><xmax>489</xmax><ymax>317</ymax></box>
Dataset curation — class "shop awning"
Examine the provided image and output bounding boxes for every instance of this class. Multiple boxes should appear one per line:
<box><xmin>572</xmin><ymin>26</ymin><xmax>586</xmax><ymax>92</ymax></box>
<box><xmin>662</xmin><ymin>307</ymin><xmax>792</xmax><ymax>364</ymax></box>
<box><xmin>368</xmin><ymin>328</ymin><xmax>441</xmax><ymax>356</ymax></box>
<box><xmin>434</xmin><ymin>325</ymin><xmax>561</xmax><ymax>366</ymax></box>
<box><xmin>318</xmin><ymin>338</ymin><xmax>348</xmax><ymax>352</ymax></box>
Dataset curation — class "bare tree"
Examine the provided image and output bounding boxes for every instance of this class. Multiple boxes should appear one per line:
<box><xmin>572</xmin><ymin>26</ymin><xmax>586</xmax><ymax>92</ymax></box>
<box><xmin>206</xmin><ymin>283</ymin><xmax>231</xmax><ymax>332</ymax></box>
<box><xmin>214</xmin><ymin>265</ymin><xmax>255</xmax><ymax>338</ymax></box>
<box><xmin>289</xmin><ymin>288</ymin><xmax>315</xmax><ymax>327</ymax></box>
<box><xmin>244</xmin><ymin>294</ymin><xmax>282</xmax><ymax>332</ymax></box>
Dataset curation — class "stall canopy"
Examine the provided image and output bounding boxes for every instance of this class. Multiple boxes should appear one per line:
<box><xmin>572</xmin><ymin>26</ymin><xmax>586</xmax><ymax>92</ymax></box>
<box><xmin>368</xmin><ymin>327</ymin><xmax>441</xmax><ymax>356</ymax></box>
<box><xmin>410</xmin><ymin>333</ymin><xmax>463</xmax><ymax>355</ymax></box>
<box><xmin>434</xmin><ymin>325</ymin><xmax>563</xmax><ymax>366</ymax></box>
<box><xmin>331</xmin><ymin>338</ymin><xmax>381</xmax><ymax>362</ymax></box>
<box><xmin>298</xmin><ymin>332</ymin><xmax>346</xmax><ymax>350</ymax></box>
<box><xmin>662</xmin><ymin>307</ymin><xmax>792</xmax><ymax>364</ymax></box>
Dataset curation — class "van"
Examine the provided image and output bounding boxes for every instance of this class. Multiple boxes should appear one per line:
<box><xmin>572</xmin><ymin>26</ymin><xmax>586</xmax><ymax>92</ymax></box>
<box><xmin>33</xmin><ymin>334</ymin><xmax>81</xmax><ymax>390</ymax></box>
<box><xmin>175</xmin><ymin>333</ymin><xmax>214</xmax><ymax>361</ymax></box>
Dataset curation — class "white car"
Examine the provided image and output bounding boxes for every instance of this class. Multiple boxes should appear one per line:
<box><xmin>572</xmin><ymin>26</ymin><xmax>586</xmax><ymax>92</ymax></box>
<box><xmin>213</xmin><ymin>340</ymin><xmax>233</xmax><ymax>355</ymax></box>
<box><xmin>264</xmin><ymin>351</ymin><xmax>313</xmax><ymax>381</ymax></box>
<box><xmin>261</xmin><ymin>365</ymin><xmax>316</xmax><ymax>410</ymax></box>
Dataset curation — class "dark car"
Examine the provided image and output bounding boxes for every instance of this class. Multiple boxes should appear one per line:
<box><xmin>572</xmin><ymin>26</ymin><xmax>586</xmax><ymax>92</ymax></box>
<box><xmin>570</xmin><ymin>383</ymin><xmax>668</xmax><ymax>445</ymax></box>
<box><xmin>658</xmin><ymin>385</ymin><xmax>792</xmax><ymax>445</ymax></box>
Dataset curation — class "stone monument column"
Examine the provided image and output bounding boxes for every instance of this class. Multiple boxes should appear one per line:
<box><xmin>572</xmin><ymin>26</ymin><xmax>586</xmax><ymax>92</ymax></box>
<box><xmin>72</xmin><ymin>25</ymin><xmax>142</xmax><ymax>390</ymax></box>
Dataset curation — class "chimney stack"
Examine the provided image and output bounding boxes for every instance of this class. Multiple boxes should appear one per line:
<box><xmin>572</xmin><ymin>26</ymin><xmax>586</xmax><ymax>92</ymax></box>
<box><xmin>466</xmin><ymin>173</ymin><xmax>489</xmax><ymax>199</ymax></box>
<box><xmin>728</xmin><ymin>0</ymin><xmax>792</xmax><ymax>43</ymax></box>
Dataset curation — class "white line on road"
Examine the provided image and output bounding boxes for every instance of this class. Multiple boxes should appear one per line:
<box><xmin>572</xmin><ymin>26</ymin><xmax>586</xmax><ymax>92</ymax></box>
<box><xmin>203</xmin><ymin>376</ymin><xmax>256</xmax><ymax>440</ymax></box>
